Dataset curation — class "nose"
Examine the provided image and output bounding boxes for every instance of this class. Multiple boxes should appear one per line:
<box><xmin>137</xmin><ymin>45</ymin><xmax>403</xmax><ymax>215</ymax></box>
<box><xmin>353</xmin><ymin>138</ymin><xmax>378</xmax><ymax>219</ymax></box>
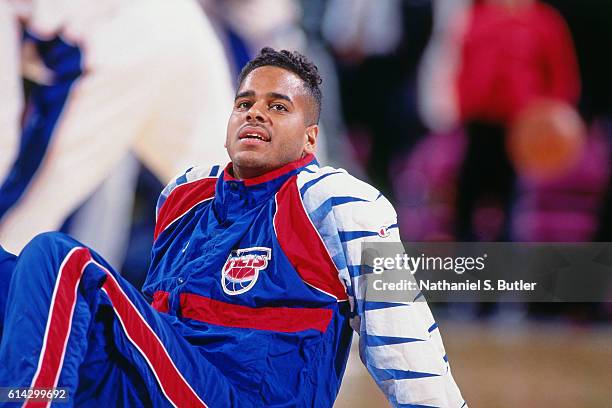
<box><xmin>246</xmin><ymin>102</ymin><xmax>267</xmax><ymax>123</ymax></box>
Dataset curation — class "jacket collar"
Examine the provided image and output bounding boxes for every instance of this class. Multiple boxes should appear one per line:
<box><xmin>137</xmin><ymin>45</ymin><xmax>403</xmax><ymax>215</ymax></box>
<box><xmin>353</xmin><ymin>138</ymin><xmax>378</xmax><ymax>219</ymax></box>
<box><xmin>213</xmin><ymin>154</ymin><xmax>317</xmax><ymax>224</ymax></box>
<box><xmin>222</xmin><ymin>154</ymin><xmax>316</xmax><ymax>186</ymax></box>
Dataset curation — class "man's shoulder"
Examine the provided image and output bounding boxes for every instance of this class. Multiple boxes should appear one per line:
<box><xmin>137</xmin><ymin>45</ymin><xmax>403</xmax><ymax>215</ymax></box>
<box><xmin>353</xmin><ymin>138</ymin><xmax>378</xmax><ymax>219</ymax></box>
<box><xmin>156</xmin><ymin>164</ymin><xmax>223</xmax><ymax>217</ymax></box>
<box><xmin>296</xmin><ymin>163</ymin><xmax>382</xmax><ymax>202</ymax></box>
<box><xmin>295</xmin><ymin>163</ymin><xmax>398</xmax><ymax>237</ymax></box>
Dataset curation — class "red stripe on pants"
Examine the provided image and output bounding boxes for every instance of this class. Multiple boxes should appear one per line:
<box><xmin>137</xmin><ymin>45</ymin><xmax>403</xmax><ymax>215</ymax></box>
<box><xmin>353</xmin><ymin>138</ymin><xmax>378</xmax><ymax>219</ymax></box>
<box><xmin>101</xmin><ymin>271</ymin><xmax>207</xmax><ymax>407</ymax></box>
<box><xmin>26</xmin><ymin>247</ymin><xmax>91</xmax><ymax>408</ymax></box>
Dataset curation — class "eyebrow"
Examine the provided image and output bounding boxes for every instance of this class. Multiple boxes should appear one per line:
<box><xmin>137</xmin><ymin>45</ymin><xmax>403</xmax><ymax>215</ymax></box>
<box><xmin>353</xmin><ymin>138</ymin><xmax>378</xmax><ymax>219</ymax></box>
<box><xmin>267</xmin><ymin>92</ymin><xmax>293</xmax><ymax>104</ymax></box>
<box><xmin>235</xmin><ymin>90</ymin><xmax>255</xmax><ymax>101</ymax></box>
<box><xmin>234</xmin><ymin>90</ymin><xmax>293</xmax><ymax>105</ymax></box>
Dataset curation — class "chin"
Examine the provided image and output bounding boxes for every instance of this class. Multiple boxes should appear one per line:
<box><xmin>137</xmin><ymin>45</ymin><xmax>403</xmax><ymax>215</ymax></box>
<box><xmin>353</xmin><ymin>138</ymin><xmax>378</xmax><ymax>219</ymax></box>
<box><xmin>233</xmin><ymin>151</ymin><xmax>264</xmax><ymax>166</ymax></box>
<box><xmin>231</xmin><ymin>151</ymin><xmax>273</xmax><ymax>175</ymax></box>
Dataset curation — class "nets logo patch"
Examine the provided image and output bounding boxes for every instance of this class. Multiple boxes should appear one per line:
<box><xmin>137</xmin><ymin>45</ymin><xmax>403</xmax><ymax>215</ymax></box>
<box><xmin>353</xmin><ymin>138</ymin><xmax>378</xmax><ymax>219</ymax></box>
<box><xmin>222</xmin><ymin>247</ymin><xmax>271</xmax><ymax>295</ymax></box>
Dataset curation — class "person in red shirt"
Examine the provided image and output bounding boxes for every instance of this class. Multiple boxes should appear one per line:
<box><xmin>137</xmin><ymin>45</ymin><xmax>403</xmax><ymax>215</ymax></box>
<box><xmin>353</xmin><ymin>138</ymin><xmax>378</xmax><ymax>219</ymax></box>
<box><xmin>454</xmin><ymin>0</ymin><xmax>580</xmax><ymax>240</ymax></box>
<box><xmin>457</xmin><ymin>0</ymin><xmax>579</xmax><ymax>125</ymax></box>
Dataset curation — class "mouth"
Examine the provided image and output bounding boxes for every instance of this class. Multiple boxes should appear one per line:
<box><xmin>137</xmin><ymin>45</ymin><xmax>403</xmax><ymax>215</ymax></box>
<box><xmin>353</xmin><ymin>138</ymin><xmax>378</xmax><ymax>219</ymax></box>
<box><xmin>238</xmin><ymin>126</ymin><xmax>271</xmax><ymax>143</ymax></box>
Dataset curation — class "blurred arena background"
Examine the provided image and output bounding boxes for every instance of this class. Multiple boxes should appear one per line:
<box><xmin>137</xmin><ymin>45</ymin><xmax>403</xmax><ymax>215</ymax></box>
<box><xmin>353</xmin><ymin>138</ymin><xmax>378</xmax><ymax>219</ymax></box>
<box><xmin>2</xmin><ymin>0</ymin><xmax>611</xmax><ymax>406</ymax></box>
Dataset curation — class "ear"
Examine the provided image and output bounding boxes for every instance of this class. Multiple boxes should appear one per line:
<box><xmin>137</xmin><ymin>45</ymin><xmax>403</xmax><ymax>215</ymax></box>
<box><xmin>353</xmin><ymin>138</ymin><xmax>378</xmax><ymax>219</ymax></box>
<box><xmin>303</xmin><ymin>124</ymin><xmax>319</xmax><ymax>155</ymax></box>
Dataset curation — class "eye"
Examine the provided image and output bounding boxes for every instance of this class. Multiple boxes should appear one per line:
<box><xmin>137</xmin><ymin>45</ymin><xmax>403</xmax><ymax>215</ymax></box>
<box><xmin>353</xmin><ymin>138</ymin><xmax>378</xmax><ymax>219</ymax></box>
<box><xmin>235</xmin><ymin>100</ymin><xmax>251</xmax><ymax>110</ymax></box>
<box><xmin>270</xmin><ymin>103</ymin><xmax>288</xmax><ymax>112</ymax></box>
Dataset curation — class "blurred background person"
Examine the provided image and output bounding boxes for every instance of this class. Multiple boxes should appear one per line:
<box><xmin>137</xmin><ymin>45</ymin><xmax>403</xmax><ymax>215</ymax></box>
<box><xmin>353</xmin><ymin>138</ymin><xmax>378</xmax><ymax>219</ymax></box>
<box><xmin>414</xmin><ymin>0</ymin><xmax>610</xmax><ymax>247</ymax></box>
<box><xmin>322</xmin><ymin>0</ymin><xmax>433</xmax><ymax>198</ymax></box>
<box><xmin>454</xmin><ymin>0</ymin><xmax>581</xmax><ymax>242</ymax></box>
<box><xmin>0</xmin><ymin>0</ymin><xmax>234</xmax><ymax>269</ymax></box>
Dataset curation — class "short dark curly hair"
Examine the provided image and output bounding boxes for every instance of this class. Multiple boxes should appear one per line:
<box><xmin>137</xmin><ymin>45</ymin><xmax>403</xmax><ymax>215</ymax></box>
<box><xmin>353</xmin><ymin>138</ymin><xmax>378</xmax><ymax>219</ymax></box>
<box><xmin>237</xmin><ymin>47</ymin><xmax>322</xmax><ymax>124</ymax></box>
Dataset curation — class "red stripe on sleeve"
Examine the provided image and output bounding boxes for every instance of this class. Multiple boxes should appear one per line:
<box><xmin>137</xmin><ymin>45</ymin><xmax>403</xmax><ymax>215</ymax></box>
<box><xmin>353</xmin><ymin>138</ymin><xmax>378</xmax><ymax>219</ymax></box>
<box><xmin>180</xmin><ymin>293</ymin><xmax>333</xmax><ymax>333</ymax></box>
<box><xmin>274</xmin><ymin>176</ymin><xmax>348</xmax><ymax>301</ymax></box>
<box><xmin>101</xmin><ymin>273</ymin><xmax>207</xmax><ymax>408</ymax></box>
<box><xmin>154</xmin><ymin>178</ymin><xmax>216</xmax><ymax>240</ymax></box>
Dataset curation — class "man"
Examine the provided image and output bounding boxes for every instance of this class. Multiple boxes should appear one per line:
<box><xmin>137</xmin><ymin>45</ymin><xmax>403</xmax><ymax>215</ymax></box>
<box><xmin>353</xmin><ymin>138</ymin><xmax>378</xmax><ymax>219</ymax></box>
<box><xmin>0</xmin><ymin>48</ymin><xmax>466</xmax><ymax>407</ymax></box>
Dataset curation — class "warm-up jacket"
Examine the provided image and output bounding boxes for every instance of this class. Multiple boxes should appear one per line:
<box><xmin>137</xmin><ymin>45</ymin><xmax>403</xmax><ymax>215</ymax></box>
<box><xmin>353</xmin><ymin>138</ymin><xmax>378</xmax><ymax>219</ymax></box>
<box><xmin>144</xmin><ymin>154</ymin><xmax>466</xmax><ymax>407</ymax></box>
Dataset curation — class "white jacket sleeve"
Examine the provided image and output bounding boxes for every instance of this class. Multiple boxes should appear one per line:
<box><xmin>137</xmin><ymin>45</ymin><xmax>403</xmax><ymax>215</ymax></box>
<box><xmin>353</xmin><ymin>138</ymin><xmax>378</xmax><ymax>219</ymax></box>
<box><xmin>297</xmin><ymin>166</ymin><xmax>467</xmax><ymax>408</ymax></box>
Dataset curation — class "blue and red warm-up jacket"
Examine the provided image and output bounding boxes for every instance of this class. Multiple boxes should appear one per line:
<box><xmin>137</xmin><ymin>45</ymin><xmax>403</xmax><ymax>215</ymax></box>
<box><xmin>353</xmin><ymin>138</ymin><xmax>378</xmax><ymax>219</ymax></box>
<box><xmin>144</xmin><ymin>154</ymin><xmax>466</xmax><ymax>407</ymax></box>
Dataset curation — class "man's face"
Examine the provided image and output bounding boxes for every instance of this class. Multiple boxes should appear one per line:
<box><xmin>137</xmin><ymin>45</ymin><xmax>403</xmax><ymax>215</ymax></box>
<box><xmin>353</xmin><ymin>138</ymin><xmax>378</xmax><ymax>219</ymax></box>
<box><xmin>225</xmin><ymin>66</ymin><xmax>318</xmax><ymax>179</ymax></box>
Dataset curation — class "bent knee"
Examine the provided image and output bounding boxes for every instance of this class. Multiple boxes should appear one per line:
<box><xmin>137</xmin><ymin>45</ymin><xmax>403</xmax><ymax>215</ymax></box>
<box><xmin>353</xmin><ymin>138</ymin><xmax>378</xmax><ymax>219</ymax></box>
<box><xmin>21</xmin><ymin>232</ymin><xmax>83</xmax><ymax>260</ymax></box>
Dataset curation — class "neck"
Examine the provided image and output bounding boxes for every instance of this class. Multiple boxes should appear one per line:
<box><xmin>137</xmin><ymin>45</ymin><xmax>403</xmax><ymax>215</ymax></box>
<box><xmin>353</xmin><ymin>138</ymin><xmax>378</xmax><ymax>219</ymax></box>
<box><xmin>230</xmin><ymin>165</ymin><xmax>264</xmax><ymax>180</ymax></box>
<box><xmin>232</xmin><ymin>153</ymin><xmax>311</xmax><ymax>181</ymax></box>
<box><xmin>225</xmin><ymin>154</ymin><xmax>315</xmax><ymax>185</ymax></box>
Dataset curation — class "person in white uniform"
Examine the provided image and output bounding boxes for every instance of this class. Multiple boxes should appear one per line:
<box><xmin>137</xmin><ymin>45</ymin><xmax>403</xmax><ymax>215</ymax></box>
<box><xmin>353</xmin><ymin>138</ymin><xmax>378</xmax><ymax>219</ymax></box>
<box><xmin>0</xmin><ymin>0</ymin><xmax>234</xmax><ymax>255</ymax></box>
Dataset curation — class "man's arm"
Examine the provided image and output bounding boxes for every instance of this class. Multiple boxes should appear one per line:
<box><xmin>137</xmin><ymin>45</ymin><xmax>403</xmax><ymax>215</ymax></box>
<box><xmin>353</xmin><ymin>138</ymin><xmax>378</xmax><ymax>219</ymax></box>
<box><xmin>338</xmin><ymin>196</ymin><xmax>465</xmax><ymax>407</ymax></box>
<box><xmin>298</xmin><ymin>167</ymin><xmax>466</xmax><ymax>407</ymax></box>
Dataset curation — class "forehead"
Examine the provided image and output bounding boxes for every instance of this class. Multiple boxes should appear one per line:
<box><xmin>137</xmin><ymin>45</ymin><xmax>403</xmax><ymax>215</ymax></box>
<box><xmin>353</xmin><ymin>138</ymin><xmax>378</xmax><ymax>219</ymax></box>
<box><xmin>238</xmin><ymin>66</ymin><xmax>307</xmax><ymax>100</ymax></box>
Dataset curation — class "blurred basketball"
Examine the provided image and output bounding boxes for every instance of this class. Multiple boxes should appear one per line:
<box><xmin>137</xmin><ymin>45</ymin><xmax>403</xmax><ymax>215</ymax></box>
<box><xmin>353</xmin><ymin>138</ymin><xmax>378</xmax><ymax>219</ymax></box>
<box><xmin>507</xmin><ymin>99</ymin><xmax>586</xmax><ymax>180</ymax></box>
